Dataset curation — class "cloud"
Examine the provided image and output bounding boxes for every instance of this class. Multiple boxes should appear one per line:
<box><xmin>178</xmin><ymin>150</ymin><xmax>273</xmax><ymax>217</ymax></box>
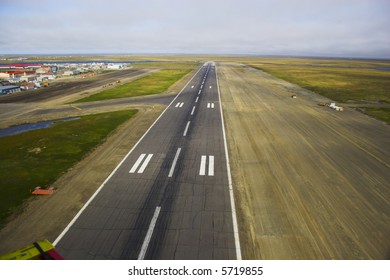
<box><xmin>0</xmin><ymin>0</ymin><xmax>389</xmax><ymax>57</ymax></box>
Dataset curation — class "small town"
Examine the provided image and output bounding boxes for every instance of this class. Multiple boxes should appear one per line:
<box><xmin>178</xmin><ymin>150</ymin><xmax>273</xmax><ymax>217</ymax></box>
<box><xmin>0</xmin><ymin>62</ymin><xmax>129</xmax><ymax>95</ymax></box>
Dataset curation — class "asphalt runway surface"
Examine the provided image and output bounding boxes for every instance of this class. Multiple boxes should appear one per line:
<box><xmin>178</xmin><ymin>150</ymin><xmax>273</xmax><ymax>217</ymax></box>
<box><xmin>54</xmin><ymin>63</ymin><xmax>239</xmax><ymax>260</ymax></box>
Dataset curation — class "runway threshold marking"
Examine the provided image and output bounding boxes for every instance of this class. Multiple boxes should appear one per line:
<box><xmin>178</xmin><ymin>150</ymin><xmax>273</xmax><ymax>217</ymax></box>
<box><xmin>168</xmin><ymin>148</ymin><xmax>181</xmax><ymax>177</ymax></box>
<box><xmin>130</xmin><ymin>154</ymin><xmax>153</xmax><ymax>173</ymax></box>
<box><xmin>183</xmin><ymin>121</ymin><xmax>191</xmax><ymax>137</ymax></box>
<box><xmin>137</xmin><ymin>206</ymin><xmax>161</xmax><ymax>260</ymax></box>
<box><xmin>199</xmin><ymin>155</ymin><xmax>214</xmax><ymax>176</ymax></box>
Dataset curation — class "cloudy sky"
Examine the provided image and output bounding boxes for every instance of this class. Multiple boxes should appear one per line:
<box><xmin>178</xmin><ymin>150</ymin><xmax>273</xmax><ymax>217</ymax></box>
<box><xmin>1</xmin><ymin>0</ymin><xmax>389</xmax><ymax>58</ymax></box>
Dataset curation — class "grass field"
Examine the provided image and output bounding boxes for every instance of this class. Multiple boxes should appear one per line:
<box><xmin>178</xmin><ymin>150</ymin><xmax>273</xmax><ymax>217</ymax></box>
<box><xmin>75</xmin><ymin>68</ymin><xmax>194</xmax><ymax>103</ymax></box>
<box><xmin>0</xmin><ymin>110</ymin><xmax>137</xmax><ymax>228</ymax></box>
<box><xmin>244</xmin><ymin>58</ymin><xmax>390</xmax><ymax>123</ymax></box>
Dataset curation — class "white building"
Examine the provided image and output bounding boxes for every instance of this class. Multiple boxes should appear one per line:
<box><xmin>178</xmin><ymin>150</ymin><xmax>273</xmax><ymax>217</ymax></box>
<box><xmin>107</xmin><ymin>64</ymin><xmax>124</xmax><ymax>70</ymax></box>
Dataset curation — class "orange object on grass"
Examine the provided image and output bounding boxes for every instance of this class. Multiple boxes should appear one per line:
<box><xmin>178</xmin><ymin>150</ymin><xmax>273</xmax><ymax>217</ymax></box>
<box><xmin>32</xmin><ymin>186</ymin><xmax>55</xmax><ymax>195</ymax></box>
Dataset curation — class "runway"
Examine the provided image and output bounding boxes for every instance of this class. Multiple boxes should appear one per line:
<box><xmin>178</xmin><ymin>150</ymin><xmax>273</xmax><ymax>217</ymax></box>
<box><xmin>54</xmin><ymin>62</ymin><xmax>240</xmax><ymax>259</ymax></box>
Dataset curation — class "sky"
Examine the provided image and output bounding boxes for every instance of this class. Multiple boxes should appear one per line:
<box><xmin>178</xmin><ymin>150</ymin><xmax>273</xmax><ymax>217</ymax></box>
<box><xmin>0</xmin><ymin>0</ymin><xmax>389</xmax><ymax>58</ymax></box>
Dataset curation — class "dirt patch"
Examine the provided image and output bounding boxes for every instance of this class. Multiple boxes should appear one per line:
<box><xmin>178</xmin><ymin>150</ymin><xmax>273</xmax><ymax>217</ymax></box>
<box><xmin>218</xmin><ymin>63</ymin><xmax>390</xmax><ymax>259</ymax></box>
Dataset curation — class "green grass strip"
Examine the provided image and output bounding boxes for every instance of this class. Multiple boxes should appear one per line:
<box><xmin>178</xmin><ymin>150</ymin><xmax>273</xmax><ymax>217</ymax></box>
<box><xmin>0</xmin><ymin>110</ymin><xmax>137</xmax><ymax>228</ymax></box>
<box><xmin>359</xmin><ymin>107</ymin><xmax>390</xmax><ymax>124</ymax></box>
<box><xmin>76</xmin><ymin>69</ymin><xmax>192</xmax><ymax>103</ymax></box>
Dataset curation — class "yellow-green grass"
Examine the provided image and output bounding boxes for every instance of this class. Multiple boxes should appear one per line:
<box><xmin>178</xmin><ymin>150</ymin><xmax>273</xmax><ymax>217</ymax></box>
<box><xmin>131</xmin><ymin>61</ymin><xmax>200</xmax><ymax>69</ymax></box>
<box><xmin>0</xmin><ymin>110</ymin><xmax>136</xmax><ymax>228</ymax></box>
<box><xmin>246</xmin><ymin>58</ymin><xmax>390</xmax><ymax>123</ymax></box>
<box><xmin>250</xmin><ymin>63</ymin><xmax>390</xmax><ymax>103</ymax></box>
<box><xmin>75</xmin><ymin>68</ymin><xmax>194</xmax><ymax>103</ymax></box>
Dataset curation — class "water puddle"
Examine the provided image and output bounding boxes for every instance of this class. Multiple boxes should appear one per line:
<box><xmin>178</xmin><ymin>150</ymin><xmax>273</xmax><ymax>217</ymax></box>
<box><xmin>0</xmin><ymin>117</ymin><xmax>80</xmax><ymax>138</ymax></box>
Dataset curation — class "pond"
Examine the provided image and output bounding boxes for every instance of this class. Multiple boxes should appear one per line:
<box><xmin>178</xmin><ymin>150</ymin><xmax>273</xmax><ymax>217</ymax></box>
<box><xmin>0</xmin><ymin>117</ymin><xmax>80</xmax><ymax>138</ymax></box>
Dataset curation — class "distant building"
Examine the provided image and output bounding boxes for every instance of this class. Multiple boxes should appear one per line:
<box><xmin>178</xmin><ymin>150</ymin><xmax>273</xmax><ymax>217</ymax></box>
<box><xmin>20</xmin><ymin>74</ymin><xmax>37</xmax><ymax>82</ymax></box>
<box><xmin>0</xmin><ymin>73</ymin><xmax>10</xmax><ymax>79</ymax></box>
<box><xmin>0</xmin><ymin>85</ymin><xmax>20</xmax><ymax>95</ymax></box>
<box><xmin>20</xmin><ymin>83</ymin><xmax>36</xmax><ymax>90</ymax></box>
<box><xmin>63</xmin><ymin>70</ymin><xmax>80</xmax><ymax>76</ymax></box>
<box><xmin>107</xmin><ymin>64</ymin><xmax>124</xmax><ymax>70</ymax></box>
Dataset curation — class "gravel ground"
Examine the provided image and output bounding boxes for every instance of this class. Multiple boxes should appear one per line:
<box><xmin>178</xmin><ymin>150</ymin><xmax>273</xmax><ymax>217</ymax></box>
<box><xmin>218</xmin><ymin>62</ymin><xmax>390</xmax><ymax>259</ymax></box>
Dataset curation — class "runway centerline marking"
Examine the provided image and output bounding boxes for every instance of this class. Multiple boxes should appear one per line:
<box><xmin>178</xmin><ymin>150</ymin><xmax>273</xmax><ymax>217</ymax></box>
<box><xmin>183</xmin><ymin>121</ymin><xmax>190</xmax><ymax>137</ymax></box>
<box><xmin>195</xmin><ymin>97</ymin><xmax>199</xmax><ymax>103</ymax></box>
<box><xmin>168</xmin><ymin>148</ymin><xmax>182</xmax><ymax>177</ymax></box>
<box><xmin>191</xmin><ymin>106</ymin><xmax>196</xmax><ymax>115</ymax></box>
<box><xmin>129</xmin><ymin>154</ymin><xmax>146</xmax><ymax>173</ymax></box>
<box><xmin>137</xmin><ymin>206</ymin><xmax>161</xmax><ymax>260</ymax></box>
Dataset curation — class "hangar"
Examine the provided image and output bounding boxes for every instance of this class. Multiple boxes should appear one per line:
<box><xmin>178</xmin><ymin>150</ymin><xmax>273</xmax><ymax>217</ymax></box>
<box><xmin>0</xmin><ymin>85</ymin><xmax>21</xmax><ymax>95</ymax></box>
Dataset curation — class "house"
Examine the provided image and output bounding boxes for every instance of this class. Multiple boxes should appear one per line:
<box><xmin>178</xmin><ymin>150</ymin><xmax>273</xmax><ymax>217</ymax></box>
<box><xmin>20</xmin><ymin>83</ymin><xmax>36</xmax><ymax>90</ymax></box>
<box><xmin>20</xmin><ymin>74</ymin><xmax>37</xmax><ymax>82</ymax></box>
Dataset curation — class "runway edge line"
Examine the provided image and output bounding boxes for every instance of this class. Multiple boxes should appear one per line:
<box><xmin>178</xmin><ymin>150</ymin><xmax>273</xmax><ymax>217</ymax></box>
<box><xmin>215</xmin><ymin>62</ymin><xmax>242</xmax><ymax>260</ymax></box>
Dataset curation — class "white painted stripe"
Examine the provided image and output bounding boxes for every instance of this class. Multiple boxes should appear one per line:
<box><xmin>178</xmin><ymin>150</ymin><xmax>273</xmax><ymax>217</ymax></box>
<box><xmin>53</xmin><ymin>65</ymin><xmax>204</xmax><ymax>247</ymax></box>
<box><xmin>183</xmin><ymin>121</ymin><xmax>190</xmax><ymax>137</ymax></box>
<box><xmin>175</xmin><ymin>102</ymin><xmax>180</xmax><ymax>107</ymax></box>
<box><xmin>208</xmin><ymin>155</ymin><xmax>214</xmax><ymax>176</ymax></box>
<box><xmin>191</xmin><ymin>106</ymin><xmax>196</xmax><ymax>115</ymax></box>
<box><xmin>198</xmin><ymin>90</ymin><xmax>201</xmax><ymax>94</ymax></box>
<box><xmin>138</xmin><ymin>154</ymin><xmax>153</xmax><ymax>173</ymax></box>
<box><xmin>216</xmin><ymin>63</ymin><xmax>242</xmax><ymax>260</ymax></box>
<box><xmin>199</xmin><ymin>155</ymin><xmax>207</xmax><ymax>176</ymax></box>
<box><xmin>180</xmin><ymin>102</ymin><xmax>184</xmax><ymax>108</ymax></box>
<box><xmin>211</xmin><ymin>103</ymin><xmax>214</xmax><ymax>109</ymax></box>
<box><xmin>195</xmin><ymin>97</ymin><xmax>199</xmax><ymax>103</ymax></box>
<box><xmin>137</xmin><ymin>206</ymin><xmax>161</xmax><ymax>260</ymax></box>
<box><xmin>207</xmin><ymin>103</ymin><xmax>210</xmax><ymax>108</ymax></box>
<box><xmin>191</xmin><ymin>85</ymin><xmax>194</xmax><ymax>88</ymax></box>
<box><xmin>168</xmin><ymin>148</ymin><xmax>181</xmax><ymax>177</ymax></box>
<box><xmin>129</xmin><ymin>154</ymin><xmax>146</xmax><ymax>173</ymax></box>
<box><xmin>210</xmin><ymin>86</ymin><xmax>212</xmax><ymax>88</ymax></box>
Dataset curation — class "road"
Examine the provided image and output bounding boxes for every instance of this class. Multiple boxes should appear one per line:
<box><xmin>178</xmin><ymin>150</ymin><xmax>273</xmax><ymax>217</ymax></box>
<box><xmin>54</xmin><ymin>63</ymin><xmax>240</xmax><ymax>260</ymax></box>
